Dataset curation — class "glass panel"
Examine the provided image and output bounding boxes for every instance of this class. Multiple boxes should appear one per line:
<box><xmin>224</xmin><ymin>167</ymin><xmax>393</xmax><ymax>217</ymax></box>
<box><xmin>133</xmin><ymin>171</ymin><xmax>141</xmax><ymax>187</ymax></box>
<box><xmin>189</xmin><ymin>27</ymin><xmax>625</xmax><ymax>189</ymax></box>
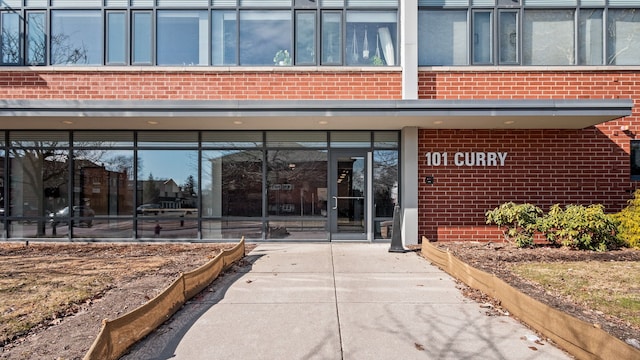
<box><xmin>133</xmin><ymin>11</ymin><xmax>152</xmax><ymax>64</ymax></box>
<box><xmin>0</xmin><ymin>142</ymin><xmax>5</xmax><ymax>234</ymax></box>
<box><xmin>266</xmin><ymin>131</ymin><xmax>327</xmax><ymax>148</ymax></box>
<box><xmin>202</xmin><ymin>131</ymin><xmax>263</xmax><ymax>148</ymax></box>
<box><xmin>631</xmin><ymin>140</ymin><xmax>640</xmax><ymax>181</ymax></box>
<box><xmin>239</xmin><ymin>10</ymin><xmax>292</xmax><ymax>66</ymax></box>
<box><xmin>607</xmin><ymin>9</ymin><xmax>640</xmax><ymax>66</ymax></box>
<box><xmin>10</xmin><ymin>131</ymin><xmax>69</xmax><ymax>147</ymax></box>
<box><xmin>295</xmin><ymin>11</ymin><xmax>316</xmax><ymax>65</ymax></box>
<box><xmin>373</xmin><ymin>150</ymin><xmax>397</xmax><ymax>219</ymax></box>
<box><xmin>1</xmin><ymin>12</ymin><xmax>21</xmax><ymax>65</ymax></box>
<box><xmin>137</xmin><ymin>132</ymin><xmax>199</xmax><ymax>147</ymax></box>
<box><xmin>499</xmin><ymin>10</ymin><xmax>518</xmax><ymax>64</ymax></box>
<box><xmin>26</xmin><ymin>12</ymin><xmax>46</xmax><ymax>65</ymax></box>
<box><xmin>202</xmin><ymin>219</ymin><xmax>263</xmax><ymax>240</ymax></box>
<box><xmin>330</xmin><ymin>131</ymin><xmax>371</xmax><ymax>148</ymax></box>
<box><xmin>157</xmin><ymin>10</ymin><xmax>208</xmax><ymax>66</ymax></box>
<box><xmin>74</xmin><ymin>131</ymin><xmax>134</xmax><ymax>147</ymax></box>
<box><xmin>334</xmin><ymin>154</ymin><xmax>365</xmax><ymax>234</ymax></box>
<box><xmin>346</xmin><ymin>11</ymin><xmax>397</xmax><ymax>66</ymax></box>
<box><xmin>321</xmin><ymin>11</ymin><xmax>341</xmax><ymax>65</ymax></box>
<box><xmin>267</xmin><ymin>150</ymin><xmax>328</xmax><ymax>219</ymax></box>
<box><xmin>267</xmin><ymin>219</ymin><xmax>327</xmax><ymax>240</ymax></box>
<box><xmin>72</xmin><ymin>219</ymin><xmax>133</xmax><ymax>239</ymax></box>
<box><xmin>137</xmin><ymin>150</ymin><xmax>199</xmax><ymax>239</ymax></box>
<box><xmin>578</xmin><ymin>9</ymin><xmax>603</xmax><ymax>65</ymax></box>
<box><xmin>523</xmin><ymin>10</ymin><xmax>574</xmax><ymax>65</ymax></box>
<box><xmin>51</xmin><ymin>10</ymin><xmax>103</xmax><ymax>65</ymax></box>
<box><xmin>473</xmin><ymin>11</ymin><xmax>492</xmax><ymax>64</ymax></box>
<box><xmin>137</xmin><ymin>219</ymin><xmax>198</xmax><ymax>239</ymax></box>
<box><xmin>107</xmin><ymin>12</ymin><xmax>127</xmax><ymax>65</ymax></box>
<box><xmin>202</xmin><ymin>150</ymin><xmax>263</xmax><ymax>217</ymax></box>
<box><xmin>418</xmin><ymin>10</ymin><xmax>468</xmax><ymax>66</ymax></box>
<box><xmin>373</xmin><ymin>131</ymin><xmax>398</xmax><ymax>148</ymax></box>
<box><xmin>212</xmin><ymin>10</ymin><xmax>237</xmax><ymax>66</ymax></box>
<box><xmin>10</xmin><ymin>146</ymin><xmax>70</xmax><ymax>238</ymax></box>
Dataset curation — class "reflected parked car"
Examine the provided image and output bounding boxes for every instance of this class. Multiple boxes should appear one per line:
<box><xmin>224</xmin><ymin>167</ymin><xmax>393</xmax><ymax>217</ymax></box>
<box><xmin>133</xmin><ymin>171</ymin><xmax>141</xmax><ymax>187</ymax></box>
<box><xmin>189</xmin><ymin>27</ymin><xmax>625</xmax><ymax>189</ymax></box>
<box><xmin>49</xmin><ymin>206</ymin><xmax>95</xmax><ymax>227</ymax></box>
<box><xmin>136</xmin><ymin>204</ymin><xmax>162</xmax><ymax>215</ymax></box>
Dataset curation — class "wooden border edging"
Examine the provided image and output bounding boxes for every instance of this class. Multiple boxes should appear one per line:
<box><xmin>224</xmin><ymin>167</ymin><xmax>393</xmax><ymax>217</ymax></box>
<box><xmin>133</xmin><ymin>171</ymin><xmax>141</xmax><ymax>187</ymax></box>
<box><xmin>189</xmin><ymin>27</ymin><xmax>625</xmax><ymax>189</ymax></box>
<box><xmin>420</xmin><ymin>237</ymin><xmax>640</xmax><ymax>360</ymax></box>
<box><xmin>84</xmin><ymin>238</ymin><xmax>246</xmax><ymax>360</ymax></box>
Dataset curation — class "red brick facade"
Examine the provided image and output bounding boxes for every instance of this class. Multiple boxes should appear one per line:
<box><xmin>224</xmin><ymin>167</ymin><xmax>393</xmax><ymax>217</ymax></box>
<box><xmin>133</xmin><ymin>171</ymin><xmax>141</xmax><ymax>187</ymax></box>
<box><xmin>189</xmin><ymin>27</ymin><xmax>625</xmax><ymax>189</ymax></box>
<box><xmin>0</xmin><ymin>70</ymin><xmax>403</xmax><ymax>100</ymax></box>
<box><xmin>418</xmin><ymin>70</ymin><xmax>640</xmax><ymax>242</ymax></box>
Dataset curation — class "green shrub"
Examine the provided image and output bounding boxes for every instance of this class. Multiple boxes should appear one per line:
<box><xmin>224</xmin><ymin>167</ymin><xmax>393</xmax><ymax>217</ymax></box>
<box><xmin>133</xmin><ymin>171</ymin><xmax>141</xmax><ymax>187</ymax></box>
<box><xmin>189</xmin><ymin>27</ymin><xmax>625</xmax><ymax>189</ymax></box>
<box><xmin>612</xmin><ymin>190</ymin><xmax>640</xmax><ymax>249</ymax></box>
<box><xmin>538</xmin><ymin>204</ymin><xmax>621</xmax><ymax>251</ymax></box>
<box><xmin>485</xmin><ymin>202</ymin><xmax>542</xmax><ymax>248</ymax></box>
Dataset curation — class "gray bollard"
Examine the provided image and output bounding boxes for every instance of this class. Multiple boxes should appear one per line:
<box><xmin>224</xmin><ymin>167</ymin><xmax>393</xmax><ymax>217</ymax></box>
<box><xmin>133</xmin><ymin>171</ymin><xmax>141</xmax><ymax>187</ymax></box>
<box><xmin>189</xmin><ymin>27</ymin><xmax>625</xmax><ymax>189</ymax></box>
<box><xmin>389</xmin><ymin>204</ymin><xmax>407</xmax><ymax>253</ymax></box>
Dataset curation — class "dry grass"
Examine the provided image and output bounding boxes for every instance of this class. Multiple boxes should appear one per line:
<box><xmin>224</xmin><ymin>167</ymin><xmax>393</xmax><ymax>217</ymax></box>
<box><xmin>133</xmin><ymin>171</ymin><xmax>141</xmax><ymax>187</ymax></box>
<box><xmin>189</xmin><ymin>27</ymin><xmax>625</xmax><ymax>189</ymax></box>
<box><xmin>511</xmin><ymin>261</ymin><xmax>640</xmax><ymax>328</ymax></box>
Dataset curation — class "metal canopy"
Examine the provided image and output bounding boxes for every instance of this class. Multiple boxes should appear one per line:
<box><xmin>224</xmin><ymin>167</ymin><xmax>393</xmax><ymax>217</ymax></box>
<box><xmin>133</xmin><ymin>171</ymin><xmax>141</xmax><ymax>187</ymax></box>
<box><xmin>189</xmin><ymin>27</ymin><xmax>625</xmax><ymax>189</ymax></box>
<box><xmin>0</xmin><ymin>99</ymin><xmax>632</xmax><ymax>130</ymax></box>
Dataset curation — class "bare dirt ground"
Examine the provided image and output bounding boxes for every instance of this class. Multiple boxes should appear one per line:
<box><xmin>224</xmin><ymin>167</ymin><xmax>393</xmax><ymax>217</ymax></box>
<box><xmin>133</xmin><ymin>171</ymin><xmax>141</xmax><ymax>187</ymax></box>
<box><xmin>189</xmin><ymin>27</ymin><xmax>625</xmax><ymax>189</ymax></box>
<box><xmin>0</xmin><ymin>241</ymin><xmax>249</xmax><ymax>360</ymax></box>
<box><xmin>430</xmin><ymin>241</ymin><xmax>640</xmax><ymax>347</ymax></box>
<box><xmin>1</xmin><ymin>241</ymin><xmax>638</xmax><ymax>360</ymax></box>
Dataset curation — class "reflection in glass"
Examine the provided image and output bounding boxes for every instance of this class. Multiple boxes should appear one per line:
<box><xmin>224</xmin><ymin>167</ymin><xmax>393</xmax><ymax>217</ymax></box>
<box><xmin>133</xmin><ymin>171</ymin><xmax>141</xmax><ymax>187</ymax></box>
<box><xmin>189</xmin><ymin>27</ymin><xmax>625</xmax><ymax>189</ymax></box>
<box><xmin>239</xmin><ymin>11</ymin><xmax>292</xmax><ymax>65</ymax></box>
<box><xmin>202</xmin><ymin>150</ymin><xmax>263</xmax><ymax>218</ymax></box>
<box><xmin>607</xmin><ymin>9</ymin><xmax>640</xmax><ymax>65</ymax></box>
<box><xmin>202</xmin><ymin>220</ymin><xmax>263</xmax><ymax>240</ymax></box>
<box><xmin>138</xmin><ymin>219</ymin><xmax>198</xmax><ymax>239</ymax></box>
<box><xmin>212</xmin><ymin>11</ymin><xmax>237</xmax><ymax>66</ymax></box>
<box><xmin>346</xmin><ymin>11</ymin><xmax>397</xmax><ymax>66</ymax></box>
<box><xmin>157</xmin><ymin>10</ymin><xmax>208</xmax><ymax>66</ymax></box>
<box><xmin>133</xmin><ymin>12</ymin><xmax>152</xmax><ymax>64</ymax></box>
<box><xmin>578</xmin><ymin>9</ymin><xmax>603</xmax><ymax>65</ymax></box>
<box><xmin>1</xmin><ymin>12</ymin><xmax>21</xmax><ymax>65</ymax></box>
<box><xmin>523</xmin><ymin>10</ymin><xmax>574</xmax><ymax>65</ymax></box>
<box><xmin>330</xmin><ymin>131</ymin><xmax>370</xmax><ymax>148</ymax></box>
<box><xmin>51</xmin><ymin>10</ymin><xmax>102</xmax><ymax>65</ymax></box>
<box><xmin>499</xmin><ymin>11</ymin><xmax>518</xmax><ymax>64</ymax></box>
<box><xmin>419</xmin><ymin>10</ymin><xmax>467</xmax><ymax>66</ymax></box>
<box><xmin>296</xmin><ymin>11</ymin><xmax>316</xmax><ymax>65</ymax></box>
<box><xmin>473</xmin><ymin>11</ymin><xmax>492</xmax><ymax>64</ymax></box>
<box><xmin>321</xmin><ymin>12</ymin><xmax>341</xmax><ymax>65</ymax></box>
<box><xmin>202</xmin><ymin>131</ymin><xmax>262</xmax><ymax>148</ymax></box>
<box><xmin>107</xmin><ymin>12</ymin><xmax>127</xmax><ymax>65</ymax></box>
<box><xmin>26</xmin><ymin>12</ymin><xmax>46</xmax><ymax>65</ymax></box>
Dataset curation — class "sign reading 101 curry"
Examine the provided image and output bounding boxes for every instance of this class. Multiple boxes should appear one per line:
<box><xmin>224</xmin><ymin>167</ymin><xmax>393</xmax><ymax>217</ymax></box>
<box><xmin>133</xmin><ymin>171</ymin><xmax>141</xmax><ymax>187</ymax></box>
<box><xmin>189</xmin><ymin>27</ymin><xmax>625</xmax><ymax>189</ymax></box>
<box><xmin>425</xmin><ymin>152</ymin><xmax>508</xmax><ymax>167</ymax></box>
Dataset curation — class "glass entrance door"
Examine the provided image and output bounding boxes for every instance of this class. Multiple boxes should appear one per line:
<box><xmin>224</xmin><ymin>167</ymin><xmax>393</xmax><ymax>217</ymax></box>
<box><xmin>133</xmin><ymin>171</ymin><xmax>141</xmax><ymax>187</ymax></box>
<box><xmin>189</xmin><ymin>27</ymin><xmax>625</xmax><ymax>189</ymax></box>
<box><xmin>329</xmin><ymin>150</ymin><xmax>369</xmax><ymax>241</ymax></box>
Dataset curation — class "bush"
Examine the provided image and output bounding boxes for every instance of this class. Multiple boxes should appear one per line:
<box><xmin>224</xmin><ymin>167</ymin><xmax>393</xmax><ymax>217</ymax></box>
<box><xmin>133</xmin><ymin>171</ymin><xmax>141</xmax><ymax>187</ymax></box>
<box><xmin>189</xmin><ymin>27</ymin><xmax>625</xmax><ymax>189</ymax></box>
<box><xmin>612</xmin><ymin>190</ymin><xmax>640</xmax><ymax>249</ymax></box>
<box><xmin>485</xmin><ymin>202</ymin><xmax>542</xmax><ymax>248</ymax></box>
<box><xmin>538</xmin><ymin>204</ymin><xmax>621</xmax><ymax>251</ymax></box>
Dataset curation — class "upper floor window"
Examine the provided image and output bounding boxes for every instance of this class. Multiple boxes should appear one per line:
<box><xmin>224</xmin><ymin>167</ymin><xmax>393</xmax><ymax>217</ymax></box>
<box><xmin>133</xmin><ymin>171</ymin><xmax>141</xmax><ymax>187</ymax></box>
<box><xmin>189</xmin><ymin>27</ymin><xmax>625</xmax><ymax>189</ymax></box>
<box><xmin>418</xmin><ymin>3</ymin><xmax>640</xmax><ymax>66</ymax></box>
<box><xmin>0</xmin><ymin>2</ymin><xmax>399</xmax><ymax>67</ymax></box>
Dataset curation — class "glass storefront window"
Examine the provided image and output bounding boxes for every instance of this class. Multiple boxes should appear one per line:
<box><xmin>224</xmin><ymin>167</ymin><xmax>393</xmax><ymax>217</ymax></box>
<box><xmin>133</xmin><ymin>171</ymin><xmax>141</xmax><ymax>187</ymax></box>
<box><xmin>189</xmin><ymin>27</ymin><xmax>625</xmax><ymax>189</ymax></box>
<box><xmin>267</xmin><ymin>131</ymin><xmax>327</xmax><ymax>148</ymax></box>
<box><xmin>346</xmin><ymin>11</ymin><xmax>397</xmax><ymax>66</ymax></box>
<box><xmin>373</xmin><ymin>150</ymin><xmax>397</xmax><ymax>239</ymax></box>
<box><xmin>1</xmin><ymin>12</ymin><xmax>20</xmax><ymax>65</ymax></box>
<box><xmin>202</xmin><ymin>150</ymin><xmax>263</xmax><ymax>218</ymax></box>
<box><xmin>239</xmin><ymin>10</ymin><xmax>292</xmax><ymax>66</ymax></box>
<box><xmin>373</xmin><ymin>131</ymin><xmax>398</xmax><ymax>149</ymax></box>
<box><xmin>212</xmin><ymin>10</ymin><xmax>237</xmax><ymax>66</ymax></box>
<box><xmin>50</xmin><ymin>10</ymin><xmax>102</xmax><ymax>65</ymax></box>
<box><xmin>157</xmin><ymin>10</ymin><xmax>208</xmax><ymax>66</ymax></box>
<box><xmin>202</xmin><ymin>131</ymin><xmax>262</xmax><ymax>148</ymax></box>
<box><xmin>418</xmin><ymin>10</ymin><xmax>467</xmax><ymax>66</ymax></box>
<box><xmin>330</xmin><ymin>131</ymin><xmax>371</xmax><ymax>148</ymax></box>
<box><xmin>607</xmin><ymin>9</ymin><xmax>640</xmax><ymax>65</ymax></box>
<box><xmin>523</xmin><ymin>10</ymin><xmax>575</xmax><ymax>65</ymax></box>
<box><xmin>137</xmin><ymin>131</ymin><xmax>198</xmax><ymax>148</ymax></box>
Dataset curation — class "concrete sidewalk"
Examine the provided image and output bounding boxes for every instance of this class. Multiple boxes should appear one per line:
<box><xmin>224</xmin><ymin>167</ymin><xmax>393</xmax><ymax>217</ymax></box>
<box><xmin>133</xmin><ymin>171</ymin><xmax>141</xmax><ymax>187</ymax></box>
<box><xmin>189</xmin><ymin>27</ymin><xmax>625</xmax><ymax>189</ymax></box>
<box><xmin>123</xmin><ymin>243</ymin><xmax>572</xmax><ymax>360</ymax></box>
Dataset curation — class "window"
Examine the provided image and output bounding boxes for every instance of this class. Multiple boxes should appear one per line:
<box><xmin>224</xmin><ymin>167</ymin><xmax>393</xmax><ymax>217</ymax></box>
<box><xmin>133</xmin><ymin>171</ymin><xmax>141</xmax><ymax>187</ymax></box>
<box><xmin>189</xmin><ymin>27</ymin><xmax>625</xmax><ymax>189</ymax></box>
<box><xmin>346</xmin><ymin>11</ymin><xmax>397</xmax><ymax>66</ymax></box>
<box><xmin>472</xmin><ymin>11</ymin><xmax>492</xmax><ymax>64</ymax></box>
<box><xmin>607</xmin><ymin>9</ymin><xmax>640</xmax><ymax>65</ymax></box>
<box><xmin>523</xmin><ymin>10</ymin><xmax>574</xmax><ymax>65</ymax></box>
<box><xmin>50</xmin><ymin>10</ymin><xmax>103</xmax><ymax>65</ymax></box>
<box><xmin>132</xmin><ymin>11</ymin><xmax>152</xmax><ymax>65</ymax></box>
<box><xmin>157</xmin><ymin>10</ymin><xmax>208</xmax><ymax>66</ymax></box>
<box><xmin>107</xmin><ymin>12</ymin><xmax>127</xmax><ymax>65</ymax></box>
<box><xmin>212</xmin><ymin>10</ymin><xmax>237</xmax><ymax>66</ymax></box>
<box><xmin>321</xmin><ymin>11</ymin><xmax>342</xmax><ymax>65</ymax></box>
<box><xmin>240</xmin><ymin>11</ymin><xmax>292</xmax><ymax>66</ymax></box>
<box><xmin>295</xmin><ymin>11</ymin><xmax>316</xmax><ymax>65</ymax></box>
<box><xmin>632</xmin><ymin>140</ymin><xmax>640</xmax><ymax>181</ymax></box>
<box><xmin>578</xmin><ymin>9</ymin><xmax>603</xmax><ymax>65</ymax></box>
<box><xmin>26</xmin><ymin>11</ymin><xmax>45</xmax><ymax>65</ymax></box>
<box><xmin>419</xmin><ymin>10</ymin><xmax>467</xmax><ymax>66</ymax></box>
<box><xmin>1</xmin><ymin>12</ymin><xmax>20</xmax><ymax>65</ymax></box>
<box><xmin>498</xmin><ymin>10</ymin><xmax>518</xmax><ymax>64</ymax></box>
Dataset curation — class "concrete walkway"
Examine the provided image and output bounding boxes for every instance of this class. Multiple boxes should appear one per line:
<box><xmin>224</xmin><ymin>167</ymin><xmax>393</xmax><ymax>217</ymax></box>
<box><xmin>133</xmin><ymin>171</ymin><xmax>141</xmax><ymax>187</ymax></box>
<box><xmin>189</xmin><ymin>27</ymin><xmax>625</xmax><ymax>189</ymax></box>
<box><xmin>123</xmin><ymin>243</ymin><xmax>572</xmax><ymax>360</ymax></box>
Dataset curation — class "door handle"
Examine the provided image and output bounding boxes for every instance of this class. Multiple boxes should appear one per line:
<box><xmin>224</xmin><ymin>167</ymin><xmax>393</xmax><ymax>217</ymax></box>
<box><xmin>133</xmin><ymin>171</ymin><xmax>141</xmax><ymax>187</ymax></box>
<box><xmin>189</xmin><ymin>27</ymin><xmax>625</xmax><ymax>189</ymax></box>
<box><xmin>332</xmin><ymin>196</ymin><xmax>338</xmax><ymax>210</ymax></box>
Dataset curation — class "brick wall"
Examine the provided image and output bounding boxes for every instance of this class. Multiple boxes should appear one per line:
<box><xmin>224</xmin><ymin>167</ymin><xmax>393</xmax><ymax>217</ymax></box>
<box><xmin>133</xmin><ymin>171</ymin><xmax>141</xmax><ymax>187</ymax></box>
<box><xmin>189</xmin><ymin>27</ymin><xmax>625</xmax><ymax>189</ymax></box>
<box><xmin>418</xmin><ymin>70</ymin><xmax>640</xmax><ymax>242</ymax></box>
<box><xmin>0</xmin><ymin>70</ymin><xmax>403</xmax><ymax>100</ymax></box>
